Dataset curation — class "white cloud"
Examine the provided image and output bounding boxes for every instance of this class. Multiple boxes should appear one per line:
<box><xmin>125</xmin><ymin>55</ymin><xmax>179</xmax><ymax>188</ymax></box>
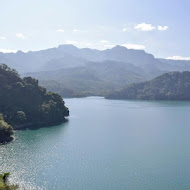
<box><xmin>65</xmin><ymin>40</ymin><xmax>78</xmax><ymax>45</ymax></box>
<box><xmin>57</xmin><ymin>29</ymin><xmax>65</xmax><ymax>33</ymax></box>
<box><xmin>104</xmin><ymin>44</ymin><xmax>115</xmax><ymax>49</ymax></box>
<box><xmin>0</xmin><ymin>49</ymin><xmax>17</xmax><ymax>53</ymax></box>
<box><xmin>134</xmin><ymin>23</ymin><xmax>169</xmax><ymax>32</ymax></box>
<box><xmin>100</xmin><ymin>40</ymin><xmax>109</xmax><ymax>44</ymax></box>
<box><xmin>0</xmin><ymin>36</ymin><xmax>6</xmax><ymax>40</ymax></box>
<box><xmin>158</xmin><ymin>25</ymin><xmax>168</xmax><ymax>31</ymax></box>
<box><xmin>64</xmin><ymin>40</ymin><xmax>113</xmax><ymax>50</ymax></box>
<box><xmin>73</xmin><ymin>29</ymin><xmax>80</xmax><ymax>32</ymax></box>
<box><xmin>63</xmin><ymin>41</ymin><xmax>146</xmax><ymax>51</ymax></box>
<box><xmin>80</xmin><ymin>42</ymin><xmax>92</xmax><ymax>47</ymax></box>
<box><xmin>63</xmin><ymin>39</ymin><xmax>146</xmax><ymax>51</ymax></box>
<box><xmin>122</xmin><ymin>43</ymin><xmax>146</xmax><ymax>50</ymax></box>
<box><xmin>16</xmin><ymin>33</ymin><xmax>26</xmax><ymax>39</ymax></box>
<box><xmin>166</xmin><ymin>56</ymin><xmax>190</xmax><ymax>61</ymax></box>
<box><xmin>73</xmin><ymin>29</ymin><xmax>89</xmax><ymax>33</ymax></box>
<box><xmin>134</xmin><ymin>23</ymin><xmax>156</xmax><ymax>31</ymax></box>
<box><xmin>122</xmin><ymin>28</ymin><xmax>128</xmax><ymax>32</ymax></box>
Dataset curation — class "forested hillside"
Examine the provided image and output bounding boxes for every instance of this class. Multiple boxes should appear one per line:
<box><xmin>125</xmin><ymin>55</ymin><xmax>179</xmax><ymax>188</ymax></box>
<box><xmin>0</xmin><ymin>64</ymin><xmax>69</xmax><ymax>130</ymax></box>
<box><xmin>106</xmin><ymin>71</ymin><xmax>190</xmax><ymax>100</ymax></box>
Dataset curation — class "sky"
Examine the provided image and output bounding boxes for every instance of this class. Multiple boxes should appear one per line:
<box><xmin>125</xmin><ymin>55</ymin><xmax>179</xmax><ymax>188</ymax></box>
<box><xmin>0</xmin><ymin>0</ymin><xmax>190</xmax><ymax>59</ymax></box>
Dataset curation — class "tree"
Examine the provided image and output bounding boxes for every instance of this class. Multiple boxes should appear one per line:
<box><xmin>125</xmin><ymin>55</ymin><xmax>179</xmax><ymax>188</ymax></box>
<box><xmin>0</xmin><ymin>173</ymin><xmax>18</xmax><ymax>190</ymax></box>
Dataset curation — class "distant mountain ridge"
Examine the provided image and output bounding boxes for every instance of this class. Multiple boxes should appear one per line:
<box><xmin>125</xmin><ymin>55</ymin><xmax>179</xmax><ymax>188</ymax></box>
<box><xmin>1</xmin><ymin>44</ymin><xmax>190</xmax><ymax>97</ymax></box>
<box><xmin>26</xmin><ymin>60</ymin><xmax>147</xmax><ymax>97</ymax></box>
<box><xmin>1</xmin><ymin>44</ymin><xmax>190</xmax><ymax>74</ymax></box>
<box><xmin>0</xmin><ymin>45</ymin><xmax>180</xmax><ymax>72</ymax></box>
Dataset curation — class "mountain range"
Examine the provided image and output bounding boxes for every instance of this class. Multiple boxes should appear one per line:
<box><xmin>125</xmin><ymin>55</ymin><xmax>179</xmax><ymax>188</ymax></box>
<box><xmin>1</xmin><ymin>44</ymin><xmax>190</xmax><ymax>97</ymax></box>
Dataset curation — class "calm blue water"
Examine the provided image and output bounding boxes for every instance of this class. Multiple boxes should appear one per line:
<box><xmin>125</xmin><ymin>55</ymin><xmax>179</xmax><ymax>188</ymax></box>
<box><xmin>1</xmin><ymin>97</ymin><xmax>190</xmax><ymax>190</ymax></box>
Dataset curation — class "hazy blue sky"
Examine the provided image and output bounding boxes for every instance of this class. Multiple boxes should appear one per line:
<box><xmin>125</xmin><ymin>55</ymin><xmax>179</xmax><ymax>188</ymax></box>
<box><xmin>0</xmin><ymin>0</ymin><xmax>189</xmax><ymax>59</ymax></box>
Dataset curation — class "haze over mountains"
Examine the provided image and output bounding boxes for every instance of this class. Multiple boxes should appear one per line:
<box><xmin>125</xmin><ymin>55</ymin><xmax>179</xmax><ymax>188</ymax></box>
<box><xmin>1</xmin><ymin>44</ymin><xmax>190</xmax><ymax>97</ymax></box>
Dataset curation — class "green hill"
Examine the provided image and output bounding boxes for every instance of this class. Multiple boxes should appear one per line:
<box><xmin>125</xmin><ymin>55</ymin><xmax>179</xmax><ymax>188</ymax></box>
<box><xmin>0</xmin><ymin>64</ymin><xmax>69</xmax><ymax>133</ymax></box>
<box><xmin>106</xmin><ymin>71</ymin><xmax>190</xmax><ymax>100</ymax></box>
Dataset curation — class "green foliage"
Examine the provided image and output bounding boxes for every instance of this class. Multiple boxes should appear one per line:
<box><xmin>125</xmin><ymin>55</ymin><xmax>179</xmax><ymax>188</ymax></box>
<box><xmin>107</xmin><ymin>71</ymin><xmax>190</xmax><ymax>100</ymax></box>
<box><xmin>0</xmin><ymin>64</ymin><xmax>69</xmax><ymax>131</ymax></box>
<box><xmin>2</xmin><ymin>173</ymin><xmax>10</xmax><ymax>183</ymax></box>
<box><xmin>13</xmin><ymin>111</ymin><xmax>26</xmax><ymax>124</ymax></box>
<box><xmin>0</xmin><ymin>173</ymin><xmax>18</xmax><ymax>190</ymax></box>
<box><xmin>0</xmin><ymin>115</ymin><xmax>13</xmax><ymax>143</ymax></box>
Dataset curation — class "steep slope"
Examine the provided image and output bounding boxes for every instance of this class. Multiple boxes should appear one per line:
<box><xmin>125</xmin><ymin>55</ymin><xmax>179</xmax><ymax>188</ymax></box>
<box><xmin>106</xmin><ymin>71</ymin><xmax>190</xmax><ymax>100</ymax></box>
<box><xmin>0</xmin><ymin>64</ymin><xmax>69</xmax><ymax>129</ymax></box>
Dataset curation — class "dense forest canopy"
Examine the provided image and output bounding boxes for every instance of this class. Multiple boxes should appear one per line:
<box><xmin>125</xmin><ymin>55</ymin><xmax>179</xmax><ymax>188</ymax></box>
<box><xmin>106</xmin><ymin>71</ymin><xmax>190</xmax><ymax>100</ymax></box>
<box><xmin>0</xmin><ymin>64</ymin><xmax>69</xmax><ymax>130</ymax></box>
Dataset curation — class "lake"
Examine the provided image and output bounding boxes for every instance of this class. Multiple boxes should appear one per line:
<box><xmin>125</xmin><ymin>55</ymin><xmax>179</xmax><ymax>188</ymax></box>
<box><xmin>1</xmin><ymin>97</ymin><xmax>190</xmax><ymax>190</ymax></box>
